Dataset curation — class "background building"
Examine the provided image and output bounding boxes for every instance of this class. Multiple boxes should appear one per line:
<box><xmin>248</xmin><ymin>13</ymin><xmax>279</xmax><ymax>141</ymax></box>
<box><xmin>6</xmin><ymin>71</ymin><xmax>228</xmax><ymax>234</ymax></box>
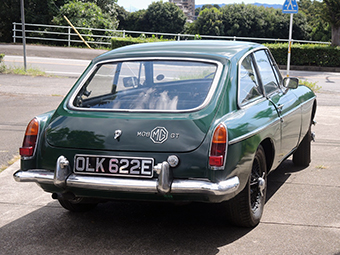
<box><xmin>169</xmin><ymin>0</ymin><xmax>195</xmax><ymax>22</ymax></box>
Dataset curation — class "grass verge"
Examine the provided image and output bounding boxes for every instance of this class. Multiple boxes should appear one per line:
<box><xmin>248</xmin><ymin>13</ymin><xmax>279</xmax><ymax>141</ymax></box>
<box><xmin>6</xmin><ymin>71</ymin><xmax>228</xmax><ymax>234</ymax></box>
<box><xmin>0</xmin><ymin>64</ymin><xmax>47</xmax><ymax>76</ymax></box>
<box><xmin>0</xmin><ymin>155</ymin><xmax>20</xmax><ymax>173</ymax></box>
<box><xmin>0</xmin><ymin>53</ymin><xmax>47</xmax><ymax>76</ymax></box>
<box><xmin>300</xmin><ymin>80</ymin><xmax>322</xmax><ymax>93</ymax></box>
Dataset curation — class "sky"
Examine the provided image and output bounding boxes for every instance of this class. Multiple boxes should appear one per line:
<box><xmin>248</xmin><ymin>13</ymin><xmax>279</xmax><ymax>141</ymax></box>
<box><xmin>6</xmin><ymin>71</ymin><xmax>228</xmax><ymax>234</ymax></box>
<box><xmin>118</xmin><ymin>0</ymin><xmax>285</xmax><ymax>12</ymax></box>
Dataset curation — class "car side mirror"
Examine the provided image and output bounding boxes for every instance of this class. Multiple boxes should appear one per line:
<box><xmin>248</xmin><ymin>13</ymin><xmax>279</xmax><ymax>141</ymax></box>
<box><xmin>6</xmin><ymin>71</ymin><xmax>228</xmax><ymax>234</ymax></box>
<box><xmin>123</xmin><ymin>77</ymin><xmax>138</xmax><ymax>88</ymax></box>
<box><xmin>283</xmin><ymin>77</ymin><xmax>299</xmax><ymax>89</ymax></box>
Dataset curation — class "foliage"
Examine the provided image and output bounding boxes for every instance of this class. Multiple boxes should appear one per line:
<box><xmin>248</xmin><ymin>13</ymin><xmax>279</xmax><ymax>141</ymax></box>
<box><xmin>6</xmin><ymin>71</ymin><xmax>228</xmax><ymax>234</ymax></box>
<box><xmin>194</xmin><ymin>8</ymin><xmax>224</xmax><ymax>36</ymax></box>
<box><xmin>51</xmin><ymin>0</ymin><xmax>118</xmax><ymax>46</ymax></box>
<box><xmin>0</xmin><ymin>54</ymin><xmax>5</xmax><ymax>73</ymax></box>
<box><xmin>0</xmin><ymin>63</ymin><xmax>46</xmax><ymax>76</ymax></box>
<box><xmin>319</xmin><ymin>0</ymin><xmax>340</xmax><ymax>27</ymax></box>
<box><xmin>115</xmin><ymin>4</ymin><xmax>129</xmax><ymax>30</ymax></box>
<box><xmin>298</xmin><ymin>0</ymin><xmax>331</xmax><ymax>42</ymax></box>
<box><xmin>0</xmin><ymin>0</ymin><xmax>120</xmax><ymax>43</ymax></box>
<box><xmin>195</xmin><ymin>4</ymin><xmax>221</xmax><ymax>16</ymax></box>
<box><xmin>0</xmin><ymin>0</ymin><xmax>66</xmax><ymax>43</ymax></box>
<box><xmin>319</xmin><ymin>0</ymin><xmax>340</xmax><ymax>45</ymax></box>
<box><xmin>52</xmin><ymin>1</ymin><xmax>117</xmax><ymax>30</ymax></box>
<box><xmin>265</xmin><ymin>43</ymin><xmax>340</xmax><ymax>67</ymax></box>
<box><xmin>122</xmin><ymin>10</ymin><xmax>147</xmax><ymax>32</ymax></box>
<box><xmin>143</xmin><ymin>1</ymin><xmax>187</xmax><ymax>34</ymax></box>
<box><xmin>119</xmin><ymin>1</ymin><xmax>186</xmax><ymax>35</ymax></box>
<box><xmin>79</xmin><ymin>0</ymin><xmax>118</xmax><ymax>17</ymax></box>
<box><xmin>299</xmin><ymin>80</ymin><xmax>321</xmax><ymax>93</ymax></box>
<box><xmin>188</xmin><ymin>4</ymin><xmax>311</xmax><ymax>41</ymax></box>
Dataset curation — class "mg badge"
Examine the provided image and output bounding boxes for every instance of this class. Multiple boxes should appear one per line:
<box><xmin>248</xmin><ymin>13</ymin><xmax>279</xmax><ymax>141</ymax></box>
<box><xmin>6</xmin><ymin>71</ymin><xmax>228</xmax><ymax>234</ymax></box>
<box><xmin>150</xmin><ymin>126</ymin><xmax>168</xmax><ymax>144</ymax></box>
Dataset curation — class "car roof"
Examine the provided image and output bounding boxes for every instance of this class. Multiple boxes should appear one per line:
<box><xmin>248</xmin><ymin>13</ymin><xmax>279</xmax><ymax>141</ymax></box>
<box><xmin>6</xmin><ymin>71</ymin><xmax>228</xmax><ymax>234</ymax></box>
<box><xmin>94</xmin><ymin>40</ymin><xmax>264</xmax><ymax>63</ymax></box>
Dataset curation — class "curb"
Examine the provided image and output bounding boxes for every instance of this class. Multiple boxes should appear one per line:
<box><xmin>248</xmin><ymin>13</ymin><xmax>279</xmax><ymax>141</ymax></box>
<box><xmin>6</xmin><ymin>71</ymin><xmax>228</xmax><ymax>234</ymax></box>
<box><xmin>1</xmin><ymin>160</ymin><xmax>20</xmax><ymax>177</ymax></box>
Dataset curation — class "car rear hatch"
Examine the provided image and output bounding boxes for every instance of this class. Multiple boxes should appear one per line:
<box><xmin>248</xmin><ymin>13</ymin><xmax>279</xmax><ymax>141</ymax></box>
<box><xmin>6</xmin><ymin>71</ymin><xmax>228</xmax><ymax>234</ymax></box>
<box><xmin>46</xmin><ymin>58</ymin><xmax>224</xmax><ymax>153</ymax></box>
<box><xmin>46</xmin><ymin>110</ymin><xmax>216</xmax><ymax>153</ymax></box>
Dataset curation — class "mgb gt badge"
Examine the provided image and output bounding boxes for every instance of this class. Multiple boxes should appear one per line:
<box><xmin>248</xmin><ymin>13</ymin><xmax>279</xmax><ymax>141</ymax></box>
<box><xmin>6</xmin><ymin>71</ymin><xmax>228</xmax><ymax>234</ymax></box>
<box><xmin>137</xmin><ymin>126</ymin><xmax>179</xmax><ymax>144</ymax></box>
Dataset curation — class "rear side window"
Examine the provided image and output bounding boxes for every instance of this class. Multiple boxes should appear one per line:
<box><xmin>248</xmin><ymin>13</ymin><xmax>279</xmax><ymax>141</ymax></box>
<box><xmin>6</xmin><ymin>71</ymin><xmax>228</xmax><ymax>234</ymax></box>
<box><xmin>253</xmin><ymin>50</ymin><xmax>280</xmax><ymax>95</ymax></box>
<box><xmin>72</xmin><ymin>60</ymin><xmax>219</xmax><ymax>111</ymax></box>
<box><xmin>239</xmin><ymin>54</ymin><xmax>262</xmax><ymax>104</ymax></box>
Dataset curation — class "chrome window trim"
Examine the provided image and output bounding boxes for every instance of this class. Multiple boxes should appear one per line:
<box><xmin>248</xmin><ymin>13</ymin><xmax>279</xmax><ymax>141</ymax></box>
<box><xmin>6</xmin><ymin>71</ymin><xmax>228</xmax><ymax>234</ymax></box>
<box><xmin>67</xmin><ymin>57</ymin><xmax>224</xmax><ymax>113</ymax></box>
<box><xmin>237</xmin><ymin>46</ymin><xmax>267</xmax><ymax>109</ymax></box>
<box><xmin>253</xmin><ymin>49</ymin><xmax>282</xmax><ymax>98</ymax></box>
<box><xmin>237</xmin><ymin>47</ymin><xmax>284</xmax><ymax>108</ymax></box>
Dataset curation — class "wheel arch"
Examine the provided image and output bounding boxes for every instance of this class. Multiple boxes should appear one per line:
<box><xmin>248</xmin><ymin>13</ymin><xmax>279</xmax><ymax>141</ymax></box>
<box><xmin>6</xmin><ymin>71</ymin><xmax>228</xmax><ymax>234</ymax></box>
<box><xmin>311</xmin><ymin>99</ymin><xmax>317</xmax><ymax>123</ymax></box>
<box><xmin>259</xmin><ymin>138</ymin><xmax>274</xmax><ymax>172</ymax></box>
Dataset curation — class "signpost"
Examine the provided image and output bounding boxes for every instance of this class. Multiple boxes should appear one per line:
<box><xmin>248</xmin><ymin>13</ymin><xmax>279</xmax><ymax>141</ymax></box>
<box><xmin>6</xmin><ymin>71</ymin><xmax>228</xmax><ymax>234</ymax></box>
<box><xmin>282</xmin><ymin>0</ymin><xmax>298</xmax><ymax>77</ymax></box>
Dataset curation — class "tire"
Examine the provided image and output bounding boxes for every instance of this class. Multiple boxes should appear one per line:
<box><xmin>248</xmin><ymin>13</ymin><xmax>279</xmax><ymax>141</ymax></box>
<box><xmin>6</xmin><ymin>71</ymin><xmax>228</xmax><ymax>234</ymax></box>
<box><xmin>58</xmin><ymin>197</ymin><xmax>98</xmax><ymax>212</ymax></box>
<box><xmin>293</xmin><ymin>127</ymin><xmax>311</xmax><ymax>167</ymax></box>
<box><xmin>225</xmin><ymin>145</ymin><xmax>267</xmax><ymax>227</ymax></box>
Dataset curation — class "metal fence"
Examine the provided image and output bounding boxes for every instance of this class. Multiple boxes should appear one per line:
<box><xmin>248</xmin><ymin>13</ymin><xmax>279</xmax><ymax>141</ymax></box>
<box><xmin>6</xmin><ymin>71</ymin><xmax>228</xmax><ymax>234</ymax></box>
<box><xmin>12</xmin><ymin>22</ymin><xmax>331</xmax><ymax>47</ymax></box>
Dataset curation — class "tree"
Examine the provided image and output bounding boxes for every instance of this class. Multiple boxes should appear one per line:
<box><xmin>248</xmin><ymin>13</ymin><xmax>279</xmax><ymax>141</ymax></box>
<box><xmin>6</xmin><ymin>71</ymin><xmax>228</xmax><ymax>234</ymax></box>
<box><xmin>298</xmin><ymin>0</ymin><xmax>331</xmax><ymax>42</ymax></box>
<box><xmin>219</xmin><ymin>4</ymin><xmax>310</xmax><ymax>40</ymax></box>
<box><xmin>52</xmin><ymin>0</ymin><xmax>118</xmax><ymax>45</ymax></box>
<box><xmin>123</xmin><ymin>9</ymin><xmax>147</xmax><ymax>32</ymax></box>
<box><xmin>79</xmin><ymin>0</ymin><xmax>118</xmax><ymax>17</ymax></box>
<box><xmin>144</xmin><ymin>1</ymin><xmax>186</xmax><ymax>34</ymax></box>
<box><xmin>221</xmin><ymin>4</ymin><xmax>269</xmax><ymax>37</ymax></box>
<box><xmin>0</xmin><ymin>0</ymin><xmax>66</xmax><ymax>43</ymax></box>
<box><xmin>195</xmin><ymin>4</ymin><xmax>220</xmax><ymax>17</ymax></box>
<box><xmin>115</xmin><ymin>4</ymin><xmax>129</xmax><ymax>30</ymax></box>
<box><xmin>319</xmin><ymin>0</ymin><xmax>340</xmax><ymax>46</ymax></box>
<box><xmin>194</xmin><ymin>7</ymin><xmax>224</xmax><ymax>36</ymax></box>
<box><xmin>52</xmin><ymin>1</ymin><xmax>118</xmax><ymax>30</ymax></box>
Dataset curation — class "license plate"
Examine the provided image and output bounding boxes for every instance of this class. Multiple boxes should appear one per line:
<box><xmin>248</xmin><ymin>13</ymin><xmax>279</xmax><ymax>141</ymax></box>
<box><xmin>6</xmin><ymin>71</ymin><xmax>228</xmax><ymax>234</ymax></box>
<box><xmin>74</xmin><ymin>154</ymin><xmax>154</xmax><ymax>178</ymax></box>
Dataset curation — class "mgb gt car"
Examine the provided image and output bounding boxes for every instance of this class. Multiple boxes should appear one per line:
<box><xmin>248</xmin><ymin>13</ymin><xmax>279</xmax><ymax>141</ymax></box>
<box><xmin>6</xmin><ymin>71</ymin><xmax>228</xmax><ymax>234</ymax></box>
<box><xmin>14</xmin><ymin>41</ymin><xmax>316</xmax><ymax>227</ymax></box>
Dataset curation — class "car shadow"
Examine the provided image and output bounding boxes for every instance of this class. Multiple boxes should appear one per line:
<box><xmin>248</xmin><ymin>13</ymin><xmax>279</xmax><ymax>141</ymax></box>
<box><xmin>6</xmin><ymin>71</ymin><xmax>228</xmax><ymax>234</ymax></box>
<box><xmin>0</xmin><ymin>159</ymin><xmax>308</xmax><ymax>254</ymax></box>
<box><xmin>266</xmin><ymin>158</ymin><xmax>308</xmax><ymax>202</ymax></box>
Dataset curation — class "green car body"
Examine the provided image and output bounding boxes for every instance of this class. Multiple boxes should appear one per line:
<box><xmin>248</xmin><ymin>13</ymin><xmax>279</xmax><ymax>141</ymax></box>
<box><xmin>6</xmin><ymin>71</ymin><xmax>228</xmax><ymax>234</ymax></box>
<box><xmin>14</xmin><ymin>41</ymin><xmax>316</xmax><ymax>227</ymax></box>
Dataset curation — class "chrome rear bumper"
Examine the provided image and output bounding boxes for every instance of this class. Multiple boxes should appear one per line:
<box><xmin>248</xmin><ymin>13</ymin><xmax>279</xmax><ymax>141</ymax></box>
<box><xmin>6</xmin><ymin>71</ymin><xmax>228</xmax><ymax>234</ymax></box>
<box><xmin>14</xmin><ymin>156</ymin><xmax>240</xmax><ymax>197</ymax></box>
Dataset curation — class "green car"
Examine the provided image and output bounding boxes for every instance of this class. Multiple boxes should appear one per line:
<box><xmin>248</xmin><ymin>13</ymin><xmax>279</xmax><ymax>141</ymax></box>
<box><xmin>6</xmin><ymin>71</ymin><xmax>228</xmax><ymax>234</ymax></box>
<box><xmin>14</xmin><ymin>41</ymin><xmax>316</xmax><ymax>227</ymax></box>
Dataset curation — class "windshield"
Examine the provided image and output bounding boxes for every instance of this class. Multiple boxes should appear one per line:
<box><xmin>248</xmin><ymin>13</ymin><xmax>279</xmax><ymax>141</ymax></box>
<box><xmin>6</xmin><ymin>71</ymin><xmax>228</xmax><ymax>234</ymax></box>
<box><xmin>72</xmin><ymin>60</ymin><xmax>218</xmax><ymax>111</ymax></box>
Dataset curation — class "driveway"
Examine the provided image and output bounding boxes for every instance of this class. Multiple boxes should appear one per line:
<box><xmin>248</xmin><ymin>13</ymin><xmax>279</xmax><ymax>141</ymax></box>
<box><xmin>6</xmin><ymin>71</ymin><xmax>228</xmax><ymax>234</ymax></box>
<box><xmin>0</xmin><ymin>78</ymin><xmax>339</xmax><ymax>255</ymax></box>
<box><xmin>0</xmin><ymin>44</ymin><xmax>339</xmax><ymax>254</ymax></box>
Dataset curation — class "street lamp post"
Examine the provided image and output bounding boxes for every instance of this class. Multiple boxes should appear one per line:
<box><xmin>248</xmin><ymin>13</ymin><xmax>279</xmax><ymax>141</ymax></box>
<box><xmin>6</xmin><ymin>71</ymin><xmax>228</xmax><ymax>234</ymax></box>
<box><xmin>20</xmin><ymin>0</ymin><xmax>27</xmax><ymax>71</ymax></box>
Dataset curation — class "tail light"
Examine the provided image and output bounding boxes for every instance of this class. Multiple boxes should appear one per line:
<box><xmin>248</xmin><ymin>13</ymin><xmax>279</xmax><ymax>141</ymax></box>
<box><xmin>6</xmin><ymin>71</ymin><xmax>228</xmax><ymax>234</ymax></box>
<box><xmin>20</xmin><ymin>118</ymin><xmax>39</xmax><ymax>157</ymax></box>
<box><xmin>209</xmin><ymin>123</ymin><xmax>227</xmax><ymax>169</ymax></box>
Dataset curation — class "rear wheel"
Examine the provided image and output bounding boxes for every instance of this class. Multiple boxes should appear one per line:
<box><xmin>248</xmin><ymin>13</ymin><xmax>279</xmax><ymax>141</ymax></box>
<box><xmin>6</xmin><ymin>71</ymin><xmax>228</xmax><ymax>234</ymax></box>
<box><xmin>226</xmin><ymin>145</ymin><xmax>267</xmax><ymax>227</ymax></box>
<box><xmin>58</xmin><ymin>197</ymin><xmax>98</xmax><ymax>212</ymax></box>
<box><xmin>293</xmin><ymin>127</ymin><xmax>311</xmax><ymax>167</ymax></box>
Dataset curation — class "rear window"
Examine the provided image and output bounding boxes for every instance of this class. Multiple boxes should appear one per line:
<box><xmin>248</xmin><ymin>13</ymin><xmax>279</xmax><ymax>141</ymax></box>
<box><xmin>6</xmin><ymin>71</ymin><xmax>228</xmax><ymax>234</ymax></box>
<box><xmin>72</xmin><ymin>60</ymin><xmax>218</xmax><ymax>111</ymax></box>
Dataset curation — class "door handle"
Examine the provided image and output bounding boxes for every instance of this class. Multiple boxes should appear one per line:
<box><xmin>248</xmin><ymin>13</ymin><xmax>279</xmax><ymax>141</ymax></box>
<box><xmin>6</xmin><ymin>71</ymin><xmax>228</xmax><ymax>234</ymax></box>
<box><xmin>277</xmin><ymin>104</ymin><xmax>284</xmax><ymax>114</ymax></box>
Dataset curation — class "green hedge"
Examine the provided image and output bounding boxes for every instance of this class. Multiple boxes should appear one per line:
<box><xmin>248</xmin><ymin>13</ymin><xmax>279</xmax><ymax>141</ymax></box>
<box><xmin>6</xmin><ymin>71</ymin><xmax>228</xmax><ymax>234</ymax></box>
<box><xmin>0</xmin><ymin>54</ymin><xmax>5</xmax><ymax>73</ymax></box>
<box><xmin>265</xmin><ymin>43</ymin><xmax>340</xmax><ymax>67</ymax></box>
<box><xmin>110</xmin><ymin>38</ymin><xmax>340</xmax><ymax>68</ymax></box>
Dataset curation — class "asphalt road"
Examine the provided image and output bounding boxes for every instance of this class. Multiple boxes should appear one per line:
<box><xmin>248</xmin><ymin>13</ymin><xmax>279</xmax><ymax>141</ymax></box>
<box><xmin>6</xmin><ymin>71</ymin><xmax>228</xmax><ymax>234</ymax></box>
<box><xmin>0</xmin><ymin>44</ymin><xmax>339</xmax><ymax>254</ymax></box>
